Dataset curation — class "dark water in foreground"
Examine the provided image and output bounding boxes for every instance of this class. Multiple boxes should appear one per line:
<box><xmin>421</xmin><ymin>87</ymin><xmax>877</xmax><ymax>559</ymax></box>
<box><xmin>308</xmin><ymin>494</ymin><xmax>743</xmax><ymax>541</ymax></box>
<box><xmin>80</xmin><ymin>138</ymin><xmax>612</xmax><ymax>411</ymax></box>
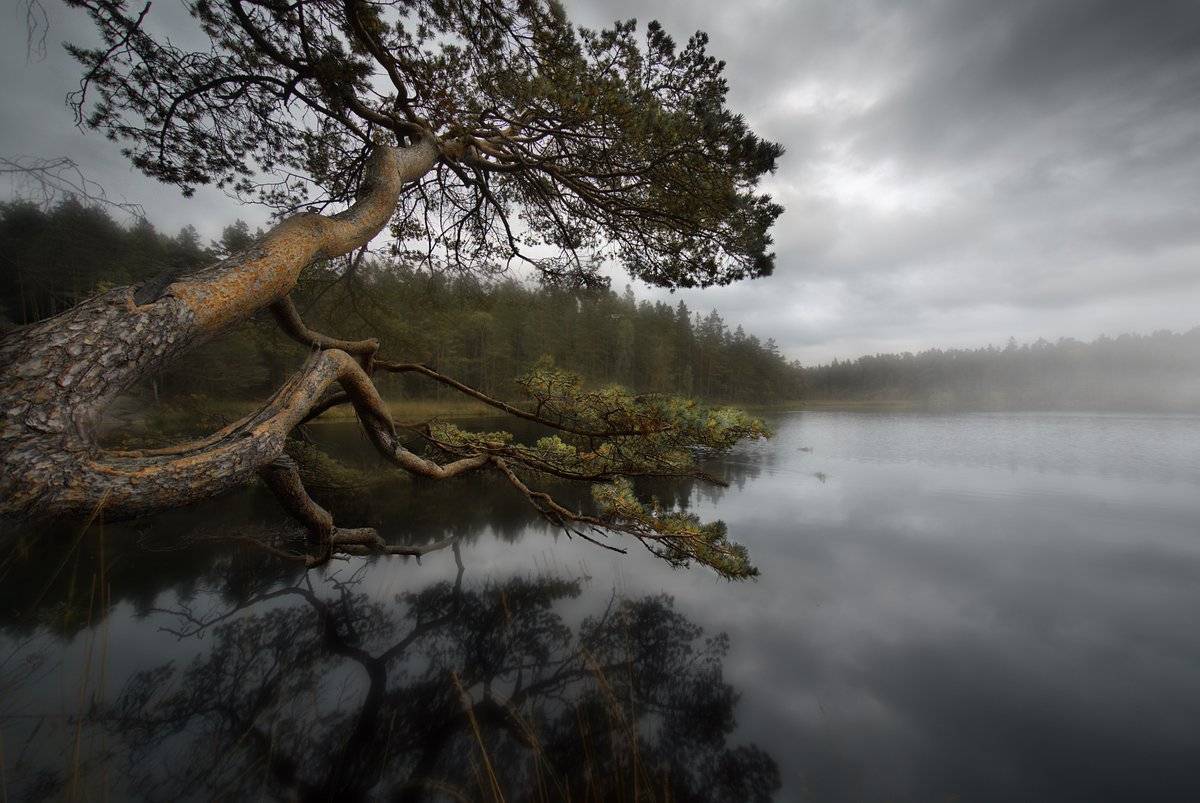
<box><xmin>3</xmin><ymin>411</ymin><xmax>1200</xmax><ymax>801</ymax></box>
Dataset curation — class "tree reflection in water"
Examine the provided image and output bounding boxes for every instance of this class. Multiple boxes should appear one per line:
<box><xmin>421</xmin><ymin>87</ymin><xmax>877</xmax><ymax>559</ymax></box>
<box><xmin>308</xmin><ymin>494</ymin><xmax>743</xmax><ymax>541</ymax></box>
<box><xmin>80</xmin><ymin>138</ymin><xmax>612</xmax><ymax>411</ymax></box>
<box><xmin>47</xmin><ymin>543</ymin><xmax>776</xmax><ymax>802</ymax></box>
<box><xmin>0</xmin><ymin>426</ymin><xmax>775</xmax><ymax>801</ymax></box>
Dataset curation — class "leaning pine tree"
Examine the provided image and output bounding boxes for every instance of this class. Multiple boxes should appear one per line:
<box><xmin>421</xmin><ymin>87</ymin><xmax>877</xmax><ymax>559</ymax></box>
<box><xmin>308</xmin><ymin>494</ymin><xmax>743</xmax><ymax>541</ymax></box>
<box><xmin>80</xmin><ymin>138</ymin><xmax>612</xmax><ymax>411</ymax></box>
<box><xmin>0</xmin><ymin>0</ymin><xmax>783</xmax><ymax>576</ymax></box>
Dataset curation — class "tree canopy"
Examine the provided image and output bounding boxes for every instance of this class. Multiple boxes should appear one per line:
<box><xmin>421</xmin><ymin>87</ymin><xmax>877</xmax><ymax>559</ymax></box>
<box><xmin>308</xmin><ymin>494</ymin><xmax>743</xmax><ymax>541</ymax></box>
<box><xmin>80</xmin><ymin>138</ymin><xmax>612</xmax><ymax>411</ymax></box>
<box><xmin>67</xmin><ymin>0</ymin><xmax>783</xmax><ymax>288</ymax></box>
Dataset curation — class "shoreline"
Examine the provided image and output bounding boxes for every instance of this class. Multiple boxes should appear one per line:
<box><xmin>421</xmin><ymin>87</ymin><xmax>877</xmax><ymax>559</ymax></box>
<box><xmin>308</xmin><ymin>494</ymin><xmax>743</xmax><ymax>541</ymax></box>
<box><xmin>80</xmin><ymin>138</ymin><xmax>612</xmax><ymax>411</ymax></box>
<box><xmin>103</xmin><ymin>396</ymin><xmax>1199</xmax><ymax>444</ymax></box>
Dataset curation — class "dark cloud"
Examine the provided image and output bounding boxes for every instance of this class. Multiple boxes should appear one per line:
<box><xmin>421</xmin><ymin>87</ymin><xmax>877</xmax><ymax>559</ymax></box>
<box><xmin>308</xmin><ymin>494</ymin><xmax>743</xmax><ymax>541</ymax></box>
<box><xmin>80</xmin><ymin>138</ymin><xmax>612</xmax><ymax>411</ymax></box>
<box><xmin>571</xmin><ymin>0</ymin><xmax>1200</xmax><ymax>361</ymax></box>
<box><xmin>3</xmin><ymin>0</ymin><xmax>1199</xmax><ymax>362</ymax></box>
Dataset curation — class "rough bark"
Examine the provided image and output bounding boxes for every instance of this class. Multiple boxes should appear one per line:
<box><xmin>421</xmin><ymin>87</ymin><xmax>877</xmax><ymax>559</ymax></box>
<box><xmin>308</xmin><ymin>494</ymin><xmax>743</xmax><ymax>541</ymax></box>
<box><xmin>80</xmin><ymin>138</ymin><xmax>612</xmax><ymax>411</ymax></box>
<box><xmin>0</xmin><ymin>137</ymin><xmax>439</xmax><ymax>527</ymax></box>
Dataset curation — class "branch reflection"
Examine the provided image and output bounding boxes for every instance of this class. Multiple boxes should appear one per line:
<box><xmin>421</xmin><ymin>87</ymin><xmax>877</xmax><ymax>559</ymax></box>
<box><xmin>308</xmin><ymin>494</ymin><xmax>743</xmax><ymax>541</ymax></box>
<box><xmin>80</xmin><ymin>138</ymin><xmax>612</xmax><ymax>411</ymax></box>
<box><xmin>96</xmin><ymin>544</ymin><xmax>778</xmax><ymax>801</ymax></box>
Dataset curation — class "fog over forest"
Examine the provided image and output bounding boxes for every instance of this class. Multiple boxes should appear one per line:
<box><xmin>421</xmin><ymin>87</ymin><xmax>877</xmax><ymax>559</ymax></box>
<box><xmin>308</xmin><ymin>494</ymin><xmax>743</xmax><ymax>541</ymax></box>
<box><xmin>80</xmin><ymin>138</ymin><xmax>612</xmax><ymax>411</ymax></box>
<box><xmin>2</xmin><ymin>201</ymin><xmax>1196</xmax><ymax>413</ymax></box>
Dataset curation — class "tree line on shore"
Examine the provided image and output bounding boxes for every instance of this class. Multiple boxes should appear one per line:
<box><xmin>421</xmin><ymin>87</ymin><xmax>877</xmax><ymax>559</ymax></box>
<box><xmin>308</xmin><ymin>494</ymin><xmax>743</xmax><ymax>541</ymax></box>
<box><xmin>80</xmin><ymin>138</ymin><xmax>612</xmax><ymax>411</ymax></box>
<box><xmin>0</xmin><ymin>200</ymin><xmax>804</xmax><ymax>406</ymax></box>
<box><xmin>3</xmin><ymin>200</ymin><xmax>1196</xmax><ymax>413</ymax></box>
<box><xmin>806</xmin><ymin>331</ymin><xmax>1200</xmax><ymax>411</ymax></box>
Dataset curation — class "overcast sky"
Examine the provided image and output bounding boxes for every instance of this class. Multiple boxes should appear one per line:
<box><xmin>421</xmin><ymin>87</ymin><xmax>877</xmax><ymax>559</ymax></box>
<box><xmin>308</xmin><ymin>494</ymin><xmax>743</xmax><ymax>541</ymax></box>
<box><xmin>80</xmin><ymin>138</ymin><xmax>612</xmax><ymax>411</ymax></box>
<box><xmin>3</xmin><ymin>0</ymin><xmax>1200</xmax><ymax>364</ymax></box>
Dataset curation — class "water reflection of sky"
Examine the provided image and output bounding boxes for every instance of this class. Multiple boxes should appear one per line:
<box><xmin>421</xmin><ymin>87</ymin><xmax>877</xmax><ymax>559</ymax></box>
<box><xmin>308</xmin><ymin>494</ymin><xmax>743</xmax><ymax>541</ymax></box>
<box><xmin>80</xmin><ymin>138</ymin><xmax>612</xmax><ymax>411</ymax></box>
<box><xmin>3</xmin><ymin>411</ymin><xmax>1200</xmax><ymax>801</ymax></box>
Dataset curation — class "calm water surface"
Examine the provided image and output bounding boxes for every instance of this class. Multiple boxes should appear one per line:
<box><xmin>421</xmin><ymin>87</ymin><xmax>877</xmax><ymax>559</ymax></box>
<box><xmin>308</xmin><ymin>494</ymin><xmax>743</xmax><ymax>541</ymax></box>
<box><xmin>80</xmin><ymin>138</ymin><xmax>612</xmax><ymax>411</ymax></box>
<box><xmin>3</xmin><ymin>411</ymin><xmax>1200</xmax><ymax>801</ymax></box>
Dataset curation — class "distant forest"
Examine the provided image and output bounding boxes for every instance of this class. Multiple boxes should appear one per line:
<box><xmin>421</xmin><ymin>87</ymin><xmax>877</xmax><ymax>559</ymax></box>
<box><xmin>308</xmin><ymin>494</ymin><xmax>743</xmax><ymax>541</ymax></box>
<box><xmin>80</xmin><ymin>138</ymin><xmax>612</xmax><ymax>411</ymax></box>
<box><xmin>2</xmin><ymin>201</ymin><xmax>1196</xmax><ymax>413</ymax></box>
<box><xmin>806</xmin><ymin>330</ymin><xmax>1200</xmax><ymax>412</ymax></box>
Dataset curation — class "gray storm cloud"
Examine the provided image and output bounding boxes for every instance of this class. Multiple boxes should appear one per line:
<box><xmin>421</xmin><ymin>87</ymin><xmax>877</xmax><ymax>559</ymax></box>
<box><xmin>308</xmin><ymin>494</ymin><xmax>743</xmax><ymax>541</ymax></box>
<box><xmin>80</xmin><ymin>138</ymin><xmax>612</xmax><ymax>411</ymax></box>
<box><xmin>3</xmin><ymin>0</ymin><xmax>1199</xmax><ymax>363</ymax></box>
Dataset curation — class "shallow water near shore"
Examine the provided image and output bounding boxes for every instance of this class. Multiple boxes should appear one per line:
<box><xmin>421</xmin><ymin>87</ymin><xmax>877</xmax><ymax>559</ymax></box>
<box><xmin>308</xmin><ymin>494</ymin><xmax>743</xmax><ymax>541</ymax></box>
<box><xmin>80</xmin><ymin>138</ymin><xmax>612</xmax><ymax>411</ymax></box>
<box><xmin>3</xmin><ymin>410</ymin><xmax>1200</xmax><ymax>801</ymax></box>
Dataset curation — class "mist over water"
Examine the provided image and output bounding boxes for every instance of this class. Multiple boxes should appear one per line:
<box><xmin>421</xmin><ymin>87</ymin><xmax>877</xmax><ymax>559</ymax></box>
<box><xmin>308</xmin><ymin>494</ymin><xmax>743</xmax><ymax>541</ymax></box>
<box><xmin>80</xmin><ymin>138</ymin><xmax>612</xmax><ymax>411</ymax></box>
<box><xmin>802</xmin><ymin>329</ymin><xmax>1200</xmax><ymax>413</ymax></box>
<box><xmin>3</xmin><ymin>410</ymin><xmax>1200</xmax><ymax>801</ymax></box>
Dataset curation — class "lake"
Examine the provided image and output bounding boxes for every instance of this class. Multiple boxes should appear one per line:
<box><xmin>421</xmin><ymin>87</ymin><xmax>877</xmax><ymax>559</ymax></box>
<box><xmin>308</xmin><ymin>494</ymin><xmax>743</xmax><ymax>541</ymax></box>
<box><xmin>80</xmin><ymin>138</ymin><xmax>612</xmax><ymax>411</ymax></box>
<box><xmin>3</xmin><ymin>410</ymin><xmax>1200</xmax><ymax>801</ymax></box>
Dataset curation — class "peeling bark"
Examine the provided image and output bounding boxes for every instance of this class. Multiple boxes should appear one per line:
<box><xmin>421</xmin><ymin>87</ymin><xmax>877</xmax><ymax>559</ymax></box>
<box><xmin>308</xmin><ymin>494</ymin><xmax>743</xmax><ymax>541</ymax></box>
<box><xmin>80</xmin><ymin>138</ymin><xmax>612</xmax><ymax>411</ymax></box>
<box><xmin>0</xmin><ymin>137</ymin><xmax>439</xmax><ymax>531</ymax></box>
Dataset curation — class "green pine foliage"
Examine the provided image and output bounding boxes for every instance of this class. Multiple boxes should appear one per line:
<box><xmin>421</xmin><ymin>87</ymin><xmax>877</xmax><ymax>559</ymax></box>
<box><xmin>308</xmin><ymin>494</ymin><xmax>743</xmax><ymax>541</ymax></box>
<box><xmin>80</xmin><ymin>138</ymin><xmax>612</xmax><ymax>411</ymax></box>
<box><xmin>425</xmin><ymin>361</ymin><xmax>770</xmax><ymax>579</ymax></box>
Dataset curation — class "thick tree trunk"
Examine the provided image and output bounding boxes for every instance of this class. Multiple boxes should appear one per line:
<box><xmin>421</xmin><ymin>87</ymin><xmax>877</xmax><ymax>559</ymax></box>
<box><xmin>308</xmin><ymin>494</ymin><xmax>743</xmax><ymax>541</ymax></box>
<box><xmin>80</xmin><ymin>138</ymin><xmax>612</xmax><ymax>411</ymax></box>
<box><xmin>0</xmin><ymin>138</ymin><xmax>440</xmax><ymax>523</ymax></box>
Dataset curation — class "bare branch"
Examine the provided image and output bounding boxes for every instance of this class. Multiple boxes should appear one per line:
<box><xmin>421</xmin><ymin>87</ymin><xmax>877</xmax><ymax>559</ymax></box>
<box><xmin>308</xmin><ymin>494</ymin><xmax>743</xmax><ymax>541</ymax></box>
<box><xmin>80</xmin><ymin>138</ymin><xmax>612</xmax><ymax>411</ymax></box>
<box><xmin>0</xmin><ymin>155</ymin><xmax>145</xmax><ymax>218</ymax></box>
